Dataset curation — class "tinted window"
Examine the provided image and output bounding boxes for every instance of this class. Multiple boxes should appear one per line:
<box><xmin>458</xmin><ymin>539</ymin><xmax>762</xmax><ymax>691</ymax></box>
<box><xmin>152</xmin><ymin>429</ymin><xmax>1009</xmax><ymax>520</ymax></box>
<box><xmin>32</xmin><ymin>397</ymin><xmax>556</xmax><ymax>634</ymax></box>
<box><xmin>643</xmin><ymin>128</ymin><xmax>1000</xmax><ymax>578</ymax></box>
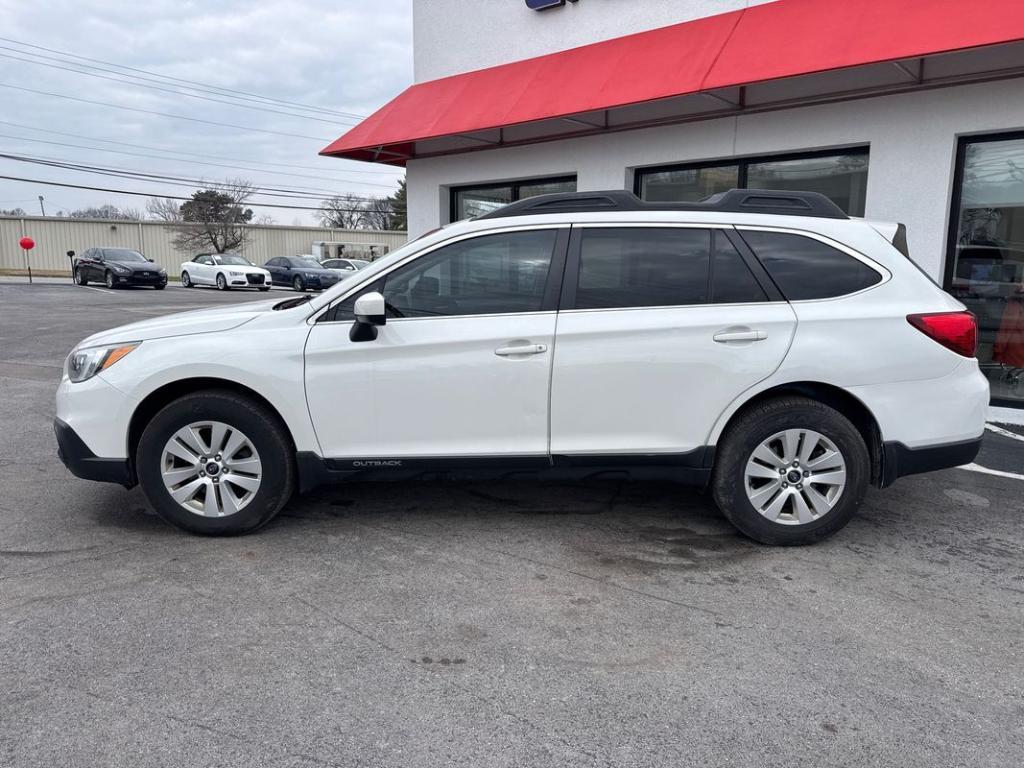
<box><xmin>382</xmin><ymin>230</ymin><xmax>557</xmax><ymax>317</ymax></box>
<box><xmin>266</xmin><ymin>258</ymin><xmax>281</xmax><ymax>267</ymax></box>
<box><xmin>574</xmin><ymin>228</ymin><xmax>710</xmax><ymax>309</ymax></box>
<box><xmin>711</xmin><ymin>232</ymin><xmax>768</xmax><ymax>304</ymax></box>
<box><xmin>740</xmin><ymin>230</ymin><xmax>881</xmax><ymax>300</ymax></box>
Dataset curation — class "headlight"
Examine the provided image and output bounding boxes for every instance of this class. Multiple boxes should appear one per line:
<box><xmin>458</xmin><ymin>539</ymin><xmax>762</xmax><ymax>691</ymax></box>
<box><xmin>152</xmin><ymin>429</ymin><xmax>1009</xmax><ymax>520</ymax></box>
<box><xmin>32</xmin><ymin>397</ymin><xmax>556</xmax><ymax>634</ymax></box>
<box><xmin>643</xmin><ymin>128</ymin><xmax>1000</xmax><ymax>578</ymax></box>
<box><xmin>65</xmin><ymin>343</ymin><xmax>140</xmax><ymax>383</ymax></box>
<box><xmin>111</xmin><ymin>264</ymin><xmax>130</xmax><ymax>275</ymax></box>
<box><xmin>158</xmin><ymin>269</ymin><xmax>167</xmax><ymax>276</ymax></box>
<box><xmin>229</xmin><ymin>271</ymin><xmax>244</xmax><ymax>277</ymax></box>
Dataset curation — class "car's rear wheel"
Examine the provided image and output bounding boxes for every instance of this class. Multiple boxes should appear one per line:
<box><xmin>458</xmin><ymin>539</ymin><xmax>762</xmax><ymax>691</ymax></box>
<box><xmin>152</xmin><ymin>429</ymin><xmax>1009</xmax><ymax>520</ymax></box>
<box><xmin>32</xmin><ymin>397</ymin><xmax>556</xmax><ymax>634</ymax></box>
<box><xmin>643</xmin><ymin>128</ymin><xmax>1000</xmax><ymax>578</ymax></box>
<box><xmin>136</xmin><ymin>391</ymin><xmax>295</xmax><ymax>535</ymax></box>
<box><xmin>711</xmin><ymin>396</ymin><xmax>869</xmax><ymax>545</ymax></box>
<box><xmin>216</xmin><ymin>273</ymin><xmax>228</xmax><ymax>291</ymax></box>
<box><xmin>292</xmin><ymin>275</ymin><xmax>305</xmax><ymax>292</ymax></box>
<box><xmin>74</xmin><ymin>267</ymin><xmax>88</xmax><ymax>286</ymax></box>
<box><xmin>104</xmin><ymin>270</ymin><xmax>116</xmax><ymax>289</ymax></box>
<box><xmin>181</xmin><ymin>271</ymin><xmax>192</xmax><ymax>288</ymax></box>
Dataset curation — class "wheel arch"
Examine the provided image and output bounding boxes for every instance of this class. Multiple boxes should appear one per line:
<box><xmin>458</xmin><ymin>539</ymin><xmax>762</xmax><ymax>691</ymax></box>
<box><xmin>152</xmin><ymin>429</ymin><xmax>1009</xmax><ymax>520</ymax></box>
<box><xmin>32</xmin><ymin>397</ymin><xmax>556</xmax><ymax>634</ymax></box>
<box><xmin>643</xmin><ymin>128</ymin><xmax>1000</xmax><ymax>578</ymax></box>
<box><xmin>127</xmin><ymin>377</ymin><xmax>297</xmax><ymax>472</ymax></box>
<box><xmin>711</xmin><ymin>381</ymin><xmax>884</xmax><ymax>486</ymax></box>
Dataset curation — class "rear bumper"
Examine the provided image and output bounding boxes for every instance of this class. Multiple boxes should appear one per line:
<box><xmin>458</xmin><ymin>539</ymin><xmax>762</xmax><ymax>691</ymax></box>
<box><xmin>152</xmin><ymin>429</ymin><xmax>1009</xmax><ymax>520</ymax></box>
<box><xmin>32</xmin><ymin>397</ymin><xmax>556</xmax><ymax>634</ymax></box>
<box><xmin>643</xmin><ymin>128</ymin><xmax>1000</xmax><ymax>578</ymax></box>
<box><xmin>54</xmin><ymin>418</ymin><xmax>135</xmax><ymax>487</ymax></box>
<box><xmin>879</xmin><ymin>436</ymin><xmax>982</xmax><ymax>488</ymax></box>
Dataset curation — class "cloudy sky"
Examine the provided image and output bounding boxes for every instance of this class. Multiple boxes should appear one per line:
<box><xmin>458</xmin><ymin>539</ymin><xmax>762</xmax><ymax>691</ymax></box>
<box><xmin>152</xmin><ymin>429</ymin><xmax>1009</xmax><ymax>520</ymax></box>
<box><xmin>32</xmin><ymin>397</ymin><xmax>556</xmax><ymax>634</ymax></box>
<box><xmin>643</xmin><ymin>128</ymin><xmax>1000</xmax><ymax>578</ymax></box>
<box><xmin>0</xmin><ymin>0</ymin><xmax>412</xmax><ymax>224</ymax></box>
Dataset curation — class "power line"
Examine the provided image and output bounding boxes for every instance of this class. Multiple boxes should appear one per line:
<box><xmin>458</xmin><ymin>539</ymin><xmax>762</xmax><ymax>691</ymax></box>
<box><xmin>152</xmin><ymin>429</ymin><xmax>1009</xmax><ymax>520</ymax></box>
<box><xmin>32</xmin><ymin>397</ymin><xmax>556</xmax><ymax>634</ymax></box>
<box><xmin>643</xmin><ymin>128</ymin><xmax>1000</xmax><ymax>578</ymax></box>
<box><xmin>0</xmin><ymin>173</ymin><xmax>385</xmax><ymax>213</ymax></box>
<box><xmin>0</xmin><ymin>36</ymin><xmax>367</xmax><ymax>121</ymax></box>
<box><xmin>0</xmin><ymin>83</ymin><xmax>333</xmax><ymax>142</ymax></box>
<box><xmin>0</xmin><ymin>131</ymin><xmax>395</xmax><ymax>189</ymax></box>
<box><xmin>0</xmin><ymin>120</ymin><xmax>396</xmax><ymax>174</ymax></box>
<box><xmin>0</xmin><ymin>50</ymin><xmax>360</xmax><ymax>127</ymax></box>
<box><xmin>0</xmin><ymin>152</ymin><xmax>396</xmax><ymax>202</ymax></box>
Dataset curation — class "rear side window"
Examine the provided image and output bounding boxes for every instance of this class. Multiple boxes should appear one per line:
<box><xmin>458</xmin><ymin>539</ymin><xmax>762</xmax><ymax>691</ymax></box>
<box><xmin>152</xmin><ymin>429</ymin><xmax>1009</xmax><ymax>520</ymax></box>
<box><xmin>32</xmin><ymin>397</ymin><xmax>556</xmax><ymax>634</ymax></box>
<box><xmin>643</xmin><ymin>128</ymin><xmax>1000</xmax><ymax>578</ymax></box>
<box><xmin>711</xmin><ymin>232</ymin><xmax>768</xmax><ymax>304</ymax></box>
<box><xmin>574</xmin><ymin>228</ymin><xmax>710</xmax><ymax>309</ymax></box>
<box><xmin>739</xmin><ymin>230</ymin><xmax>881</xmax><ymax>300</ymax></box>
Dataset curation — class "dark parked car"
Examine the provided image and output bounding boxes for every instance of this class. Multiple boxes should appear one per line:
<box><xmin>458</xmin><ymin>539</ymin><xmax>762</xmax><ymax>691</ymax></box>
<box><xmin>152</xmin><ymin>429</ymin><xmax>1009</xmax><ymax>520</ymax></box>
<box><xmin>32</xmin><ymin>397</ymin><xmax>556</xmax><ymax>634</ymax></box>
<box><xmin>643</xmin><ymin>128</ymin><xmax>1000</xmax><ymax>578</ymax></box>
<box><xmin>72</xmin><ymin>247</ymin><xmax>167</xmax><ymax>289</ymax></box>
<box><xmin>264</xmin><ymin>255</ymin><xmax>341</xmax><ymax>292</ymax></box>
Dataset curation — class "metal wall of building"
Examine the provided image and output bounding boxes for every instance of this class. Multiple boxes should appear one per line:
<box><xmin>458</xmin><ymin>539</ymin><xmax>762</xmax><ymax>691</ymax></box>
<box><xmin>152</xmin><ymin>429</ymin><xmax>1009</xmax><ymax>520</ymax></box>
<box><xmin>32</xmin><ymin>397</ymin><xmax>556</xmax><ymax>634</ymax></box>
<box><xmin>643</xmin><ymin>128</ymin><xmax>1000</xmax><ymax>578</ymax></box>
<box><xmin>0</xmin><ymin>217</ymin><xmax>408</xmax><ymax>276</ymax></box>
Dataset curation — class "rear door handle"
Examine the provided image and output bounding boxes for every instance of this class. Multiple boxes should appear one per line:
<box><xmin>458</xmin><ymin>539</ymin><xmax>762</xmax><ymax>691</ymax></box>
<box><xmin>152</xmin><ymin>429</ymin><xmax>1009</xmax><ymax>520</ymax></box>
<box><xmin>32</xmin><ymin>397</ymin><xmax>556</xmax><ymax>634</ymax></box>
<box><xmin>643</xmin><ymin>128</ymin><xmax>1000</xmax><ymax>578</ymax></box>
<box><xmin>495</xmin><ymin>343</ymin><xmax>548</xmax><ymax>357</ymax></box>
<box><xmin>713</xmin><ymin>329</ymin><xmax>767</xmax><ymax>343</ymax></box>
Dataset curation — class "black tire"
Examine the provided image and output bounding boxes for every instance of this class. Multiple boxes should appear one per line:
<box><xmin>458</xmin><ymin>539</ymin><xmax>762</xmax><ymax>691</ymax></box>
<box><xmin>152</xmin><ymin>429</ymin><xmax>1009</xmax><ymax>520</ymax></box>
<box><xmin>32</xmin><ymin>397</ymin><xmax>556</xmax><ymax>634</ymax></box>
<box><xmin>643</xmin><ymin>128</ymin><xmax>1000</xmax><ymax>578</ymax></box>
<box><xmin>711</xmin><ymin>396</ymin><xmax>869</xmax><ymax>546</ymax></box>
<box><xmin>154</xmin><ymin>283</ymin><xmax>166</xmax><ymax>290</ymax></box>
<box><xmin>181</xmin><ymin>271</ymin><xmax>192</xmax><ymax>288</ymax></box>
<box><xmin>104</xmin><ymin>270</ymin><xmax>116</xmax><ymax>289</ymax></box>
<box><xmin>135</xmin><ymin>390</ymin><xmax>295</xmax><ymax>535</ymax></box>
<box><xmin>259</xmin><ymin>287</ymin><xmax>270</xmax><ymax>292</ymax></box>
<box><xmin>292</xmin><ymin>275</ymin><xmax>305</xmax><ymax>292</ymax></box>
<box><xmin>74</xmin><ymin>267</ymin><xmax>88</xmax><ymax>286</ymax></box>
<box><xmin>216</xmin><ymin>273</ymin><xmax>229</xmax><ymax>291</ymax></box>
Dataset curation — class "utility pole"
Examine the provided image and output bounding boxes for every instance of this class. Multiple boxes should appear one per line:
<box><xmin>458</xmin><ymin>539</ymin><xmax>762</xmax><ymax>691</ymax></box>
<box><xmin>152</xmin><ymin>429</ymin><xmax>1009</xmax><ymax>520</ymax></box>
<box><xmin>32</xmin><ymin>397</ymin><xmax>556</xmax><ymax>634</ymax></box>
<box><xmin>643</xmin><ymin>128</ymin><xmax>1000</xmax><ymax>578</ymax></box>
<box><xmin>38</xmin><ymin>196</ymin><xmax>46</xmax><ymax>216</ymax></box>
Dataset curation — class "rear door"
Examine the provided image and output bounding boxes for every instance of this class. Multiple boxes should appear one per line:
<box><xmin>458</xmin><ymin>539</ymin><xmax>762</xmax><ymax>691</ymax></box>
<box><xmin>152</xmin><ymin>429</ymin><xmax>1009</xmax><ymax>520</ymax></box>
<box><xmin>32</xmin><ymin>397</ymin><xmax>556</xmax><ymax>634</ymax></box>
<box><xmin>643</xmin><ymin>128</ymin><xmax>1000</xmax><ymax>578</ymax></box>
<box><xmin>549</xmin><ymin>225</ymin><xmax>797</xmax><ymax>460</ymax></box>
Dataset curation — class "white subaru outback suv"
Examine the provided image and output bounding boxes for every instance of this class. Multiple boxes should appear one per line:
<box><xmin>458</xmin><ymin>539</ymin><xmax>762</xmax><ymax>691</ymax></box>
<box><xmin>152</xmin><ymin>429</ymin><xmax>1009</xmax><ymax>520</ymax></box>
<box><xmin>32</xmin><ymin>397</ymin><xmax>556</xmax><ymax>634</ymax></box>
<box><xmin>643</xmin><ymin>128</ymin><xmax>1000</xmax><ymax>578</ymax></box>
<box><xmin>55</xmin><ymin>190</ymin><xmax>988</xmax><ymax>544</ymax></box>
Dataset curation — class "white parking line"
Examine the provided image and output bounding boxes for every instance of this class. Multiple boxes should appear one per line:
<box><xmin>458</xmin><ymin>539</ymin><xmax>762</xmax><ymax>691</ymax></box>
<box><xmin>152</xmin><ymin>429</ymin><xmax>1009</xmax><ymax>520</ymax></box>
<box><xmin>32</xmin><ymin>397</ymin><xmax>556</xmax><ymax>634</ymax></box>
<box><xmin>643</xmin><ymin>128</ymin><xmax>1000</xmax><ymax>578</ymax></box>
<box><xmin>985</xmin><ymin>423</ymin><xmax>1024</xmax><ymax>443</ymax></box>
<box><xmin>959</xmin><ymin>463</ymin><xmax>1024</xmax><ymax>481</ymax></box>
<box><xmin>82</xmin><ymin>285</ymin><xmax>117</xmax><ymax>295</ymax></box>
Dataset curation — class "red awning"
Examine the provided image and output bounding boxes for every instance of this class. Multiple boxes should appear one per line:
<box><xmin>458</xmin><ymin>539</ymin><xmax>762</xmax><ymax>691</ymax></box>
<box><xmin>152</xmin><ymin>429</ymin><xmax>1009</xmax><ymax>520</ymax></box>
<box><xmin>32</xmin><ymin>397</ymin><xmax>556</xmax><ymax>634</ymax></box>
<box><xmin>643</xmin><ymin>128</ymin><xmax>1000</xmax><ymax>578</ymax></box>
<box><xmin>321</xmin><ymin>0</ymin><xmax>1024</xmax><ymax>165</ymax></box>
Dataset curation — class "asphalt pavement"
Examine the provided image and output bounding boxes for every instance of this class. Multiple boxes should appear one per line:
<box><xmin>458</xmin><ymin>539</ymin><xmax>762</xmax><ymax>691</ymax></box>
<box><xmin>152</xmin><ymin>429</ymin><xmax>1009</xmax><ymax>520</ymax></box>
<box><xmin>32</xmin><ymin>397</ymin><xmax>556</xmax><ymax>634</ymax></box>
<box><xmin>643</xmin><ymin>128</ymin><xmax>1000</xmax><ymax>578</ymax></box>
<box><xmin>1</xmin><ymin>280</ymin><xmax>1022</xmax><ymax>768</ymax></box>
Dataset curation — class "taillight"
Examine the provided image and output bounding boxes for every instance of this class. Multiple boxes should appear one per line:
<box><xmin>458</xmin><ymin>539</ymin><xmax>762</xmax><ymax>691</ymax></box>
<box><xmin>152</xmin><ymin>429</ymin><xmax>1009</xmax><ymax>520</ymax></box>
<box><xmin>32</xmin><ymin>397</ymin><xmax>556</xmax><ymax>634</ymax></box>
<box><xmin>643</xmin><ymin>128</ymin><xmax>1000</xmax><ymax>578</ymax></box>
<box><xmin>907</xmin><ymin>312</ymin><xmax>977</xmax><ymax>357</ymax></box>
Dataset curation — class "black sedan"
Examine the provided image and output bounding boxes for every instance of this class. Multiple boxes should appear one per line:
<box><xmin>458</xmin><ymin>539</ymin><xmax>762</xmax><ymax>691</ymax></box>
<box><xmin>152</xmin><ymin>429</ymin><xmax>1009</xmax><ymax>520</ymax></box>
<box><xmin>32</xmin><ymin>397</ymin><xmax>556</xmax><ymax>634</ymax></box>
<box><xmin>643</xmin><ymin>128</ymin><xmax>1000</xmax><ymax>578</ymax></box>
<box><xmin>72</xmin><ymin>247</ymin><xmax>168</xmax><ymax>289</ymax></box>
<box><xmin>264</xmin><ymin>255</ymin><xmax>342</xmax><ymax>292</ymax></box>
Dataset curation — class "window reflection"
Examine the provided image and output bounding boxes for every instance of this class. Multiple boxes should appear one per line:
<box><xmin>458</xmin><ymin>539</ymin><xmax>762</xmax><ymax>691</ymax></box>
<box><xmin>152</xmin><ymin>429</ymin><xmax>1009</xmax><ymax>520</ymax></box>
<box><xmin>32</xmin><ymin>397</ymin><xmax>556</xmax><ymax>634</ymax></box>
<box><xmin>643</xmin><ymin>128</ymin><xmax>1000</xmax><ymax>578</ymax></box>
<box><xmin>948</xmin><ymin>135</ymin><xmax>1024</xmax><ymax>405</ymax></box>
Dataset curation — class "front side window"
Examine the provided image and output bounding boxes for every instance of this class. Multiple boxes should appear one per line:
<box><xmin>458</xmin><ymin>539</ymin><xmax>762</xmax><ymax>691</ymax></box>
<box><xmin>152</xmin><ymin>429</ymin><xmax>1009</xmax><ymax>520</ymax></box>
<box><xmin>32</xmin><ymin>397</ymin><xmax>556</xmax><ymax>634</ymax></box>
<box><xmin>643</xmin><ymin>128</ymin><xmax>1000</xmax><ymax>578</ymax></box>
<box><xmin>636</xmin><ymin>149</ymin><xmax>869</xmax><ymax>216</ymax></box>
<box><xmin>739</xmin><ymin>230</ymin><xmax>881</xmax><ymax>300</ymax></box>
<box><xmin>451</xmin><ymin>176</ymin><xmax>576</xmax><ymax>222</ymax></box>
<box><xmin>947</xmin><ymin>133</ymin><xmax>1024</xmax><ymax>407</ymax></box>
<box><xmin>381</xmin><ymin>230</ymin><xmax>558</xmax><ymax>318</ymax></box>
<box><xmin>574</xmin><ymin>228</ymin><xmax>711</xmax><ymax>310</ymax></box>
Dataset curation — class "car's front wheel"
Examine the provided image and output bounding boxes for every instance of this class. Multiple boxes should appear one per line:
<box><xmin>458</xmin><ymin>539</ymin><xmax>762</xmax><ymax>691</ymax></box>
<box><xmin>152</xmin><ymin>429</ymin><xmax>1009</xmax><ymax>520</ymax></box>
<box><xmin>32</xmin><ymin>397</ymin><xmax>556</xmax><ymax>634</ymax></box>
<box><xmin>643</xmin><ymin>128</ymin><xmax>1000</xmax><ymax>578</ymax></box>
<box><xmin>136</xmin><ymin>391</ymin><xmax>295</xmax><ymax>535</ymax></box>
<box><xmin>711</xmin><ymin>396</ymin><xmax>869</xmax><ymax>545</ymax></box>
<box><xmin>181</xmin><ymin>271</ymin><xmax>192</xmax><ymax>288</ymax></box>
<box><xmin>216</xmin><ymin>273</ymin><xmax>229</xmax><ymax>291</ymax></box>
<box><xmin>292</xmin><ymin>275</ymin><xmax>305</xmax><ymax>292</ymax></box>
<box><xmin>105</xmin><ymin>270</ymin><xmax>116</xmax><ymax>289</ymax></box>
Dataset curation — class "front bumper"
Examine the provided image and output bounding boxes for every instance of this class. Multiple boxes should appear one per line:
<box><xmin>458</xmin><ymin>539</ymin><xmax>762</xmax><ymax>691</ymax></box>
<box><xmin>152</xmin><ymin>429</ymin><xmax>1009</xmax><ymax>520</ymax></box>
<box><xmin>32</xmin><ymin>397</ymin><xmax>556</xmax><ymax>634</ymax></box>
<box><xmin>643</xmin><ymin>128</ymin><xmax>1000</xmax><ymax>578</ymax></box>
<box><xmin>879</xmin><ymin>436</ymin><xmax>983</xmax><ymax>488</ymax></box>
<box><xmin>117</xmin><ymin>272</ymin><xmax>167</xmax><ymax>287</ymax></box>
<box><xmin>54</xmin><ymin>418</ymin><xmax>135</xmax><ymax>487</ymax></box>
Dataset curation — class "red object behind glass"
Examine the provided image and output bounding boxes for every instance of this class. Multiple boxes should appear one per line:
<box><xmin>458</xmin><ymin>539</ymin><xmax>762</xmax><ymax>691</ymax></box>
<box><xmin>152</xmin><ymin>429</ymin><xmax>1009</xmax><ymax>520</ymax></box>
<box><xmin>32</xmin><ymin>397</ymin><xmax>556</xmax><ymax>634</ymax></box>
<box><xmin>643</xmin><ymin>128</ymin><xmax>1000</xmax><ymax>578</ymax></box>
<box><xmin>994</xmin><ymin>298</ymin><xmax>1024</xmax><ymax>368</ymax></box>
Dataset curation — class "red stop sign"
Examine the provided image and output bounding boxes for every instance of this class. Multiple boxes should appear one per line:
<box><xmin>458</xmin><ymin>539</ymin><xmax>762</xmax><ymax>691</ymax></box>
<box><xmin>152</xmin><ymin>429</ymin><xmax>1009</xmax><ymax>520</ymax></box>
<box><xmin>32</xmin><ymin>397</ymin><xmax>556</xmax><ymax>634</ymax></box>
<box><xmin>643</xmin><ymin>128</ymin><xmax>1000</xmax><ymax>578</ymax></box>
<box><xmin>19</xmin><ymin>236</ymin><xmax>35</xmax><ymax>250</ymax></box>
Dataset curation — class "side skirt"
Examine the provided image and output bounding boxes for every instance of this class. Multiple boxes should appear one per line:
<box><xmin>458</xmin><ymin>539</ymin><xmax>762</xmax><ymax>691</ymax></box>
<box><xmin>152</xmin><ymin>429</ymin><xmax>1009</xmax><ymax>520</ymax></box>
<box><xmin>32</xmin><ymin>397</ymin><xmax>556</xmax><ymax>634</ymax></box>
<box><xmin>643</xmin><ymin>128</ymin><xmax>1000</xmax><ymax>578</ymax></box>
<box><xmin>295</xmin><ymin>450</ymin><xmax>713</xmax><ymax>494</ymax></box>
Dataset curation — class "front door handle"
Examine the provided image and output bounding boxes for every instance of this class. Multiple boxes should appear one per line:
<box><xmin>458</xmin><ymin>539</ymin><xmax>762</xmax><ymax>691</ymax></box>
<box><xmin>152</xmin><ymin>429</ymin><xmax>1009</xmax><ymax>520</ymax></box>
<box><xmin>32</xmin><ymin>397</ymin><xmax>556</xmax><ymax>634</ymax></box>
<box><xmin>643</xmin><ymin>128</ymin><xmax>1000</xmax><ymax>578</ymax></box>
<box><xmin>713</xmin><ymin>329</ymin><xmax>767</xmax><ymax>343</ymax></box>
<box><xmin>495</xmin><ymin>343</ymin><xmax>548</xmax><ymax>357</ymax></box>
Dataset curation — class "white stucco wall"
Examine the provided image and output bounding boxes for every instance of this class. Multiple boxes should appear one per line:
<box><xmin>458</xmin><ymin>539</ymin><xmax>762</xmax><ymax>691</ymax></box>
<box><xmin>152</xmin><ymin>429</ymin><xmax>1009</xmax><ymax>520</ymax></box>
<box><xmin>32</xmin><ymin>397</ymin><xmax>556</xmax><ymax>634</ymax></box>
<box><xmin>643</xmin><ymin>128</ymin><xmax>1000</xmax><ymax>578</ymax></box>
<box><xmin>413</xmin><ymin>0</ymin><xmax>778</xmax><ymax>82</ymax></box>
<box><xmin>405</xmin><ymin>78</ymin><xmax>1024</xmax><ymax>281</ymax></box>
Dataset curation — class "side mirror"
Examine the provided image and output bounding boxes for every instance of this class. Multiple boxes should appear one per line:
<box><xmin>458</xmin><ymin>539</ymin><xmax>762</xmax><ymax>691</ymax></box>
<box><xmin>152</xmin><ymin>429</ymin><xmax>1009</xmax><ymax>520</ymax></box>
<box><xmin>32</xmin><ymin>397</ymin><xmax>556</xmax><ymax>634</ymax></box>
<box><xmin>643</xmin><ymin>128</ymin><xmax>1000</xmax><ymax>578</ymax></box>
<box><xmin>350</xmin><ymin>291</ymin><xmax>386</xmax><ymax>342</ymax></box>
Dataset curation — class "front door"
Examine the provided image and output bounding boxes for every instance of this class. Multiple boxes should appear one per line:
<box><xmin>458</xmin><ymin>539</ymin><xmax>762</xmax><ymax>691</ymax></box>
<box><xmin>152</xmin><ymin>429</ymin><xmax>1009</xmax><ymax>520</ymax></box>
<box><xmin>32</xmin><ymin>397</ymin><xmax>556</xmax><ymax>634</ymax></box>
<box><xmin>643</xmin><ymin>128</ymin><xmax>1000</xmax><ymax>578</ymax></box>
<box><xmin>304</xmin><ymin>227</ymin><xmax>568</xmax><ymax>462</ymax></box>
<box><xmin>550</xmin><ymin>226</ymin><xmax>797</xmax><ymax>458</ymax></box>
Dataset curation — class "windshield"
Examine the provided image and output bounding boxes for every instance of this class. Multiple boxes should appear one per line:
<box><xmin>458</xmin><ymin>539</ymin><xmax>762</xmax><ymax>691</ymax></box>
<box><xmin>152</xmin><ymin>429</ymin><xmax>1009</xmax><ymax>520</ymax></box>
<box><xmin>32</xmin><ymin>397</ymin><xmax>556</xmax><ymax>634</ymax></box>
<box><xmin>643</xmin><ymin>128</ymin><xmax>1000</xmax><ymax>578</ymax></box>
<box><xmin>292</xmin><ymin>257</ymin><xmax>322</xmax><ymax>269</ymax></box>
<box><xmin>215</xmin><ymin>253</ymin><xmax>253</xmax><ymax>266</ymax></box>
<box><xmin>105</xmin><ymin>249</ymin><xmax>147</xmax><ymax>262</ymax></box>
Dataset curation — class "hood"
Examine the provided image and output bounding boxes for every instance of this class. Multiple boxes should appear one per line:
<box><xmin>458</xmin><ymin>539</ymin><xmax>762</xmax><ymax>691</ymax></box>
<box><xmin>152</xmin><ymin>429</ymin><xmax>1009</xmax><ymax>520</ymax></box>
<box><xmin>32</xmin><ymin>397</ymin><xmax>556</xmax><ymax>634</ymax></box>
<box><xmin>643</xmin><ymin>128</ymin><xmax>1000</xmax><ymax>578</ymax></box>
<box><xmin>111</xmin><ymin>260</ymin><xmax>164</xmax><ymax>273</ymax></box>
<box><xmin>76</xmin><ymin>297</ymin><xmax>283</xmax><ymax>348</ymax></box>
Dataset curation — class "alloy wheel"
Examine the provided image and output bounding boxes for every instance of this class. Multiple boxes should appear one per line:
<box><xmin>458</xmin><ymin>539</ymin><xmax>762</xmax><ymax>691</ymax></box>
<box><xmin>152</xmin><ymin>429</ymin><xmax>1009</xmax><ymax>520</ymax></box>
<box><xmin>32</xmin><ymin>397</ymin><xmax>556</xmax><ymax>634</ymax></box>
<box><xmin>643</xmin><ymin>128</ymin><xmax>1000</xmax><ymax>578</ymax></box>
<box><xmin>159</xmin><ymin>421</ymin><xmax>263</xmax><ymax>518</ymax></box>
<box><xmin>743</xmin><ymin>428</ymin><xmax>847</xmax><ymax>526</ymax></box>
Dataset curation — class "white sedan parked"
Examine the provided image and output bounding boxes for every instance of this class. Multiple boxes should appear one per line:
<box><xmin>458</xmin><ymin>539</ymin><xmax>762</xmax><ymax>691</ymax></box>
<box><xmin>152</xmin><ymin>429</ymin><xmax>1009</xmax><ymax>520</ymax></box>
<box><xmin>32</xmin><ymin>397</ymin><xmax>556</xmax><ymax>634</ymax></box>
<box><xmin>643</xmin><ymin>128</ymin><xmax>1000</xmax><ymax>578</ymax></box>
<box><xmin>180</xmin><ymin>253</ymin><xmax>271</xmax><ymax>291</ymax></box>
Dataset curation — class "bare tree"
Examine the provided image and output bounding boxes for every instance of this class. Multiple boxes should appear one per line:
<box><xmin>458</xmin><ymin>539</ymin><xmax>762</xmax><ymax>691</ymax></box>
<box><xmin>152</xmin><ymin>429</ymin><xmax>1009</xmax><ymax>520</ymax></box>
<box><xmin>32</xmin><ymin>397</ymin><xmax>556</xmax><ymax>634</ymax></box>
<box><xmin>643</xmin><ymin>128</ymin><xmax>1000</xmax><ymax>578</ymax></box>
<box><xmin>0</xmin><ymin>207</ymin><xmax>26</xmax><ymax>216</ymax></box>
<box><xmin>69</xmin><ymin>204</ymin><xmax>142</xmax><ymax>220</ymax></box>
<box><xmin>169</xmin><ymin>179</ymin><xmax>255</xmax><ymax>254</ymax></box>
<box><xmin>317</xmin><ymin>193</ymin><xmax>368</xmax><ymax>229</ymax></box>
<box><xmin>253</xmin><ymin>213</ymin><xmax>275</xmax><ymax>226</ymax></box>
<box><xmin>146</xmin><ymin>197</ymin><xmax>183</xmax><ymax>222</ymax></box>
<box><xmin>359</xmin><ymin>196</ymin><xmax>396</xmax><ymax>230</ymax></box>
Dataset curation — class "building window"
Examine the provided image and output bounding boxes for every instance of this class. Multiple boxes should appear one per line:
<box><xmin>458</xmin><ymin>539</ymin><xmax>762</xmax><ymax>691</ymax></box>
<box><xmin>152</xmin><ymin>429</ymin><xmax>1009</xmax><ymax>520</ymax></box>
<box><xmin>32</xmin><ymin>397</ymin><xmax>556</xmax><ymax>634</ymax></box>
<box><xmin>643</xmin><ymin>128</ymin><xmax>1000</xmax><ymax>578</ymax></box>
<box><xmin>635</xmin><ymin>148</ymin><xmax>870</xmax><ymax>216</ymax></box>
<box><xmin>450</xmin><ymin>176</ymin><xmax>577</xmax><ymax>221</ymax></box>
<box><xmin>946</xmin><ymin>132</ymin><xmax>1024</xmax><ymax>408</ymax></box>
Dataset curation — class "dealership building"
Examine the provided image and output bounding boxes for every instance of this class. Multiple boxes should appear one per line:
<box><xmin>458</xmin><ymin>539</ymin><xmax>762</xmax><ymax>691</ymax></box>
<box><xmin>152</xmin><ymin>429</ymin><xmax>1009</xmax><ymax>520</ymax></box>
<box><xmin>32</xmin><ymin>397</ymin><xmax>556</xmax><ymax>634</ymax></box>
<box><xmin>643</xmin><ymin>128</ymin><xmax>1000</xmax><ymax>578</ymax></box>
<box><xmin>322</xmin><ymin>0</ymin><xmax>1024</xmax><ymax>418</ymax></box>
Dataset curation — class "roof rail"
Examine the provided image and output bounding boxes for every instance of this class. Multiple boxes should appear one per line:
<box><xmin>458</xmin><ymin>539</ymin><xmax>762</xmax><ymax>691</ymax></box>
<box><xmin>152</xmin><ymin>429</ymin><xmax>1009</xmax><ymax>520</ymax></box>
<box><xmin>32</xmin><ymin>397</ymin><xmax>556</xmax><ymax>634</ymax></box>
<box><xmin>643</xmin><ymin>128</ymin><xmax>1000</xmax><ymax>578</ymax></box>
<box><xmin>476</xmin><ymin>188</ymin><xmax>849</xmax><ymax>220</ymax></box>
